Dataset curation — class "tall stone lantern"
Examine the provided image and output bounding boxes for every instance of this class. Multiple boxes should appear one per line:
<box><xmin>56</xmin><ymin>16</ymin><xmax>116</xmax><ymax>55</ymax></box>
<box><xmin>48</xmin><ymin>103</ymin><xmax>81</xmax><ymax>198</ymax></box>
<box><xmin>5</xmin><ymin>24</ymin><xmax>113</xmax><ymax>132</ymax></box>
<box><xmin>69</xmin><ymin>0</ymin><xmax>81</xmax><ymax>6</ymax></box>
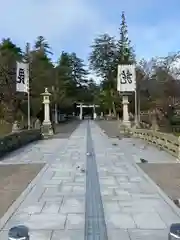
<box><xmin>41</xmin><ymin>88</ymin><xmax>53</xmax><ymax>138</ymax></box>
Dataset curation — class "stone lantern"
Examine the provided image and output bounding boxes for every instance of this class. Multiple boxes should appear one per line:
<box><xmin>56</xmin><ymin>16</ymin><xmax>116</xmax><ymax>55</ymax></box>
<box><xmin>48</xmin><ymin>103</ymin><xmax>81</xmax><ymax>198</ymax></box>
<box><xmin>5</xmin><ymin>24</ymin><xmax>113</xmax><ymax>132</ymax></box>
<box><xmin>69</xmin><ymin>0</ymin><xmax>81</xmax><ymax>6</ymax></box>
<box><xmin>41</xmin><ymin>88</ymin><xmax>53</xmax><ymax>138</ymax></box>
<box><xmin>122</xmin><ymin>95</ymin><xmax>131</xmax><ymax>127</ymax></box>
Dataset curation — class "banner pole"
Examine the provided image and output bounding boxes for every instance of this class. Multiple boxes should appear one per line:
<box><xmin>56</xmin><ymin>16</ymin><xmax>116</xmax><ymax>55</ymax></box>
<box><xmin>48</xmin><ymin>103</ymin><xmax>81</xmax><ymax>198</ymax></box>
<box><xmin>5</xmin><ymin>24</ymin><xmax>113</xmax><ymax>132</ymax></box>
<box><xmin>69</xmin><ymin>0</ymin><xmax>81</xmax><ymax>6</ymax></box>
<box><xmin>26</xmin><ymin>43</ymin><xmax>30</xmax><ymax>130</ymax></box>
<box><xmin>27</xmin><ymin>84</ymin><xmax>30</xmax><ymax>129</ymax></box>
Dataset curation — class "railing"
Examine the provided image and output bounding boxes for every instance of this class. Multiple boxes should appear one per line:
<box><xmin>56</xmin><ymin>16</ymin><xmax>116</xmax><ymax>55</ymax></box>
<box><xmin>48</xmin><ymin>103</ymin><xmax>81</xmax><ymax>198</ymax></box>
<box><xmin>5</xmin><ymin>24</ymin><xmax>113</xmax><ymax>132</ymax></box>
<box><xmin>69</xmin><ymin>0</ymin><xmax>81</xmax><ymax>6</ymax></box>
<box><xmin>131</xmin><ymin>128</ymin><xmax>179</xmax><ymax>158</ymax></box>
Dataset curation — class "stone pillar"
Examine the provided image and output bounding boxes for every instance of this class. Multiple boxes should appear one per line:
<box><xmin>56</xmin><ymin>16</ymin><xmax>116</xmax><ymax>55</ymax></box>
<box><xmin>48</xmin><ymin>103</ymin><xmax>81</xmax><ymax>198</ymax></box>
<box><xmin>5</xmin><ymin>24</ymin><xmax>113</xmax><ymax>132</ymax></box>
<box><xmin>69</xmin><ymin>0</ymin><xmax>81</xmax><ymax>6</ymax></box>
<box><xmin>79</xmin><ymin>104</ymin><xmax>83</xmax><ymax>120</ymax></box>
<box><xmin>150</xmin><ymin>109</ymin><xmax>159</xmax><ymax>131</ymax></box>
<box><xmin>54</xmin><ymin>103</ymin><xmax>58</xmax><ymax>124</ymax></box>
<box><xmin>122</xmin><ymin>95</ymin><xmax>130</xmax><ymax>127</ymax></box>
<box><xmin>41</xmin><ymin>88</ymin><xmax>53</xmax><ymax>138</ymax></box>
<box><xmin>93</xmin><ymin>105</ymin><xmax>97</xmax><ymax>120</ymax></box>
<box><xmin>12</xmin><ymin>121</ymin><xmax>20</xmax><ymax>132</ymax></box>
<box><xmin>34</xmin><ymin>119</ymin><xmax>41</xmax><ymax>129</ymax></box>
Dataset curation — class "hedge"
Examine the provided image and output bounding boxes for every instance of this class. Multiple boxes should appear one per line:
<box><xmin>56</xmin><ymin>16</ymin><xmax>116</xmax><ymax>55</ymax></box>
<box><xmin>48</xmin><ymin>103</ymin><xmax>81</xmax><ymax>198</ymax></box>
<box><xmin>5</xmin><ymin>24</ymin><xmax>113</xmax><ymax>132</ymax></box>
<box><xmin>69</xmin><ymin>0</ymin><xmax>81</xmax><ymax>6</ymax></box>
<box><xmin>0</xmin><ymin>129</ymin><xmax>42</xmax><ymax>158</ymax></box>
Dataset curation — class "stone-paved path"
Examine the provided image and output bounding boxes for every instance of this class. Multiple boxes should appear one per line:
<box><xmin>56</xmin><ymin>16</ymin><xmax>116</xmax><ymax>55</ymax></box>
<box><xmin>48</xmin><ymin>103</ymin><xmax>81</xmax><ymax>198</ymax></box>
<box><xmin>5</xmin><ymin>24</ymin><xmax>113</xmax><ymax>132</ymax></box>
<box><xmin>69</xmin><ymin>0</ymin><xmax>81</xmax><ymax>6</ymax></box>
<box><xmin>0</xmin><ymin>121</ymin><xmax>180</xmax><ymax>239</ymax></box>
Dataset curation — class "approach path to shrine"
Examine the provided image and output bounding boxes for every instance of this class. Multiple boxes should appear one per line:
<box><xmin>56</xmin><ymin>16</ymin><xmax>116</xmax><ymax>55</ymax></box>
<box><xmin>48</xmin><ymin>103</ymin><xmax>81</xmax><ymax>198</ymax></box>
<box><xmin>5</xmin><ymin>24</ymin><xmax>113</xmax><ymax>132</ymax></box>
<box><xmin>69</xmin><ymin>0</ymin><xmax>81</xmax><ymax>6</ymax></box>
<box><xmin>0</xmin><ymin>120</ymin><xmax>179</xmax><ymax>239</ymax></box>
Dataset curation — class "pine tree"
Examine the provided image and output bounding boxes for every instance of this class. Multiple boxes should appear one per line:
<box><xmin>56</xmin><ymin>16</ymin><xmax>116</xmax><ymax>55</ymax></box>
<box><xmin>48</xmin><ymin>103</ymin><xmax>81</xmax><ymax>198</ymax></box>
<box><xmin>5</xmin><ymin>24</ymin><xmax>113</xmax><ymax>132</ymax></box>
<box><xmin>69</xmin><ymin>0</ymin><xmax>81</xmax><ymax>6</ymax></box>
<box><xmin>117</xmin><ymin>11</ymin><xmax>135</xmax><ymax>64</ymax></box>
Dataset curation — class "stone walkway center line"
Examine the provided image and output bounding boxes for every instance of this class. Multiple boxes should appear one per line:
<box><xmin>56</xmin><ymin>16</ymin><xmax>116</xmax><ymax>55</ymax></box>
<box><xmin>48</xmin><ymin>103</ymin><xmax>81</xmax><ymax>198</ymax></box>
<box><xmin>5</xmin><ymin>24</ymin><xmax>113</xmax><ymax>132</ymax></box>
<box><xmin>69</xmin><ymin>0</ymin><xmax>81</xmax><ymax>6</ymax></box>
<box><xmin>0</xmin><ymin>121</ymin><xmax>180</xmax><ymax>239</ymax></box>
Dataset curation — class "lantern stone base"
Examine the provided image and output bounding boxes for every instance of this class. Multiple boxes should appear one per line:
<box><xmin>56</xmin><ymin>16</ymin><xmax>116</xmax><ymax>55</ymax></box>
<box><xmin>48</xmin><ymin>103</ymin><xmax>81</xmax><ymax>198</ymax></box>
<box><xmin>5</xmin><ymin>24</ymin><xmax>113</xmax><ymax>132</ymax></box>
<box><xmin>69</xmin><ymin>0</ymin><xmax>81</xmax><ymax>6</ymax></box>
<box><xmin>41</xmin><ymin>121</ymin><xmax>54</xmax><ymax>138</ymax></box>
<box><xmin>123</xmin><ymin>120</ymin><xmax>131</xmax><ymax>128</ymax></box>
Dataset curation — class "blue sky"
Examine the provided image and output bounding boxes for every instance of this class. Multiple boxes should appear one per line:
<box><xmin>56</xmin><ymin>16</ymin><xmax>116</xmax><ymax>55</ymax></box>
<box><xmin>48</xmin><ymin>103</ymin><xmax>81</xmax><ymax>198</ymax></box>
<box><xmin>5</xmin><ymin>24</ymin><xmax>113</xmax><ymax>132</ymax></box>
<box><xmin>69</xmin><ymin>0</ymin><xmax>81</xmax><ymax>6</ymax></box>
<box><xmin>0</xmin><ymin>0</ymin><xmax>180</xmax><ymax>66</ymax></box>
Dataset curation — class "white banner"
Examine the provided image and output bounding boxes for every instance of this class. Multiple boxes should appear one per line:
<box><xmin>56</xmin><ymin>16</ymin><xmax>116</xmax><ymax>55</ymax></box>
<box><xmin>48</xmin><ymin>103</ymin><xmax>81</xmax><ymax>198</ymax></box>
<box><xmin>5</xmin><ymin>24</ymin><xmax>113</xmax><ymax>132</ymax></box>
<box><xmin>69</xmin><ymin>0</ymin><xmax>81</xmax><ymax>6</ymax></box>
<box><xmin>16</xmin><ymin>61</ymin><xmax>29</xmax><ymax>93</ymax></box>
<box><xmin>117</xmin><ymin>64</ymin><xmax>136</xmax><ymax>92</ymax></box>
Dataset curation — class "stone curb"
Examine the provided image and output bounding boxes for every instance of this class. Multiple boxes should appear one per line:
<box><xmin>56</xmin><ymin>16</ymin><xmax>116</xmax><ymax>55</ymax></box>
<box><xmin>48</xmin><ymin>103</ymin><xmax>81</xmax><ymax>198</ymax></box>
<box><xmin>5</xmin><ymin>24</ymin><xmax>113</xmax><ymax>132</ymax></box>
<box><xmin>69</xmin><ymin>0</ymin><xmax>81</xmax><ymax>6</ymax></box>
<box><xmin>0</xmin><ymin>163</ymin><xmax>49</xmax><ymax>231</ymax></box>
<box><xmin>133</xmin><ymin>161</ymin><xmax>180</xmax><ymax>219</ymax></box>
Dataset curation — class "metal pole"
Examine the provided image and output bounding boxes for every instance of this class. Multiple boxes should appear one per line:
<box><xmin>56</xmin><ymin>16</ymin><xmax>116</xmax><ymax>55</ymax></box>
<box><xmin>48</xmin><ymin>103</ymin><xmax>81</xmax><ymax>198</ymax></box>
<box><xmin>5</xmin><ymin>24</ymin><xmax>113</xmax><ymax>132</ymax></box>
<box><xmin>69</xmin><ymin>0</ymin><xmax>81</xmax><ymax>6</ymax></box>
<box><xmin>26</xmin><ymin>43</ymin><xmax>30</xmax><ymax>130</ymax></box>
<box><xmin>54</xmin><ymin>102</ymin><xmax>58</xmax><ymax>124</ymax></box>
<box><xmin>54</xmin><ymin>64</ymin><xmax>58</xmax><ymax>124</ymax></box>
<box><xmin>134</xmin><ymin>88</ymin><xmax>138</xmax><ymax>126</ymax></box>
<box><xmin>27</xmin><ymin>86</ymin><xmax>30</xmax><ymax>130</ymax></box>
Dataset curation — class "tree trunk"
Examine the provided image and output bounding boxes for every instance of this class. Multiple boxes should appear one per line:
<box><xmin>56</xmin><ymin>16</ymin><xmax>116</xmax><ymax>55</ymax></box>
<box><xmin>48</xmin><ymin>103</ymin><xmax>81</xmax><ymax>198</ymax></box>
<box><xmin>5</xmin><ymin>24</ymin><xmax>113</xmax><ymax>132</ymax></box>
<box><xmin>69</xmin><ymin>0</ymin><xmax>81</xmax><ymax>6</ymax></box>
<box><xmin>112</xmin><ymin>101</ymin><xmax>116</xmax><ymax>117</ymax></box>
<box><xmin>110</xmin><ymin>89</ymin><xmax>117</xmax><ymax>117</ymax></box>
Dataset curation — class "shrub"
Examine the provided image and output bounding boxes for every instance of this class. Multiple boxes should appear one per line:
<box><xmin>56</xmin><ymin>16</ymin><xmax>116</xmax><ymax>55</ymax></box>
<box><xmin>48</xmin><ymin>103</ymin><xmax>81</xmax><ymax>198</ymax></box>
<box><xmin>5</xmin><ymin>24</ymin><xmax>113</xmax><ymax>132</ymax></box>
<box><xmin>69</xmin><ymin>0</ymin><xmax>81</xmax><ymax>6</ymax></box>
<box><xmin>170</xmin><ymin>116</ymin><xmax>180</xmax><ymax>125</ymax></box>
<box><xmin>0</xmin><ymin>129</ymin><xmax>42</xmax><ymax>158</ymax></box>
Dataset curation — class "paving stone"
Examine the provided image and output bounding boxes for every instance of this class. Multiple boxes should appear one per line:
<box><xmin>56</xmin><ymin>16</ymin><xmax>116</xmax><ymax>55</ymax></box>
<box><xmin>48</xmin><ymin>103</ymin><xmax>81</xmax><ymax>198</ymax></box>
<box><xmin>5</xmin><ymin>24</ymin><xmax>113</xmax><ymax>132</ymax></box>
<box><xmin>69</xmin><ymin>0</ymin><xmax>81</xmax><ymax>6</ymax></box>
<box><xmin>66</xmin><ymin>214</ymin><xmax>84</xmax><ymax>229</ymax></box>
<box><xmin>129</xmin><ymin>177</ymin><xmax>143</xmax><ymax>183</ymax></box>
<box><xmin>101</xmin><ymin>188</ymin><xmax>115</xmax><ymax>196</ymax></box>
<box><xmin>74</xmin><ymin>176</ymin><xmax>85</xmax><ymax>183</ymax></box>
<box><xmin>139</xmin><ymin>182</ymin><xmax>157</xmax><ymax>193</ymax></box>
<box><xmin>25</xmin><ymin>187</ymin><xmax>46</xmax><ymax>202</ymax></box>
<box><xmin>106</xmin><ymin>213</ymin><xmax>136</xmax><ymax>229</ymax></box>
<box><xmin>17</xmin><ymin>202</ymin><xmax>45</xmax><ymax>214</ymax></box>
<box><xmin>118</xmin><ymin>182</ymin><xmax>141</xmax><ymax>191</ymax></box>
<box><xmin>51</xmin><ymin>230</ymin><xmax>84</xmax><ymax>240</ymax></box>
<box><xmin>157</xmin><ymin>208</ymin><xmax>180</xmax><ymax>227</ymax></box>
<box><xmin>116</xmin><ymin>176</ymin><xmax>129</xmax><ymax>182</ymax></box>
<box><xmin>107</xmin><ymin>229</ymin><xmax>130</xmax><ymax>240</ymax></box>
<box><xmin>26</xmin><ymin>213</ymin><xmax>66</xmax><ymax>230</ymax></box>
<box><xmin>103</xmin><ymin>201</ymin><xmax>121</xmax><ymax>213</ymax></box>
<box><xmin>132</xmin><ymin>212</ymin><xmax>167</xmax><ymax>229</ymax></box>
<box><xmin>72</xmin><ymin>186</ymin><xmax>85</xmax><ymax>194</ymax></box>
<box><xmin>3</xmin><ymin>213</ymin><xmax>31</xmax><ymax>230</ymax></box>
<box><xmin>42</xmin><ymin>202</ymin><xmax>61</xmax><ymax>213</ymax></box>
<box><xmin>60</xmin><ymin>198</ymin><xmax>84</xmax><ymax>214</ymax></box>
<box><xmin>99</xmin><ymin>177</ymin><xmax>117</xmax><ymax>185</ymax></box>
<box><xmin>128</xmin><ymin>229</ymin><xmax>169</xmax><ymax>240</ymax></box>
<box><xmin>42</xmin><ymin>179</ymin><xmax>62</xmax><ymax>185</ymax></box>
<box><xmin>51</xmin><ymin>176</ymin><xmax>74</xmax><ymax>182</ymax></box>
<box><xmin>39</xmin><ymin>195</ymin><xmax>63</xmax><ymax>203</ymax></box>
<box><xmin>114</xmin><ymin>190</ymin><xmax>132</xmax><ymax>200</ymax></box>
<box><xmin>118</xmin><ymin>198</ymin><xmax>167</xmax><ymax>209</ymax></box>
<box><xmin>131</xmin><ymin>193</ymin><xmax>160</xmax><ymax>199</ymax></box>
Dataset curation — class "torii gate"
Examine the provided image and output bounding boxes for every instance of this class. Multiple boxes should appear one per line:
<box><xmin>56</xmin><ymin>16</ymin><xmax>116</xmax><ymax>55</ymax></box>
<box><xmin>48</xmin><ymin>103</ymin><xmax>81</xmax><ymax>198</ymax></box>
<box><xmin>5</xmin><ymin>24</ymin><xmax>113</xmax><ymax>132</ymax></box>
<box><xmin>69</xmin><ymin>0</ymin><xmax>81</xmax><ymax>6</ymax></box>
<box><xmin>77</xmin><ymin>103</ymin><xmax>99</xmax><ymax>120</ymax></box>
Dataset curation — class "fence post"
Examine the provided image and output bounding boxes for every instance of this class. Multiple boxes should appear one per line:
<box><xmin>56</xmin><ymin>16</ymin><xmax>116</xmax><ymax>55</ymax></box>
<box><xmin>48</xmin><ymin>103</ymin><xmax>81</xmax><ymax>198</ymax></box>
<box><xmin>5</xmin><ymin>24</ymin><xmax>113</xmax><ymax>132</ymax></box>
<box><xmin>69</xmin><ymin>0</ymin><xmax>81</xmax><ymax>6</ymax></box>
<box><xmin>8</xmin><ymin>225</ymin><xmax>29</xmax><ymax>240</ymax></box>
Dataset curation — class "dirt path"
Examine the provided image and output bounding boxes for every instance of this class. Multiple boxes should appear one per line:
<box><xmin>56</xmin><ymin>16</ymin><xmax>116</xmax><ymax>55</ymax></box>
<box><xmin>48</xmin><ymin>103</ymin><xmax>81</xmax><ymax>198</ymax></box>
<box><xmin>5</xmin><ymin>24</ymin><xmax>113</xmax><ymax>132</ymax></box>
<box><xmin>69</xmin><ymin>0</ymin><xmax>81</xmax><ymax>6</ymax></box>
<box><xmin>0</xmin><ymin>164</ymin><xmax>44</xmax><ymax>218</ymax></box>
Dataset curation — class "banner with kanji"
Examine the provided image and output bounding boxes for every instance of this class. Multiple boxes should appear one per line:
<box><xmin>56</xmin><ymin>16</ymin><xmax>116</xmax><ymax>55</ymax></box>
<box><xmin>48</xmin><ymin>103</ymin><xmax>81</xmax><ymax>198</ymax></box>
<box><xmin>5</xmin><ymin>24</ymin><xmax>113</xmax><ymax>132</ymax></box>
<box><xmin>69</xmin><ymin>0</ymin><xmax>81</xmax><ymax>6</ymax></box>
<box><xmin>117</xmin><ymin>64</ymin><xmax>136</xmax><ymax>92</ymax></box>
<box><xmin>16</xmin><ymin>61</ymin><xmax>29</xmax><ymax>93</ymax></box>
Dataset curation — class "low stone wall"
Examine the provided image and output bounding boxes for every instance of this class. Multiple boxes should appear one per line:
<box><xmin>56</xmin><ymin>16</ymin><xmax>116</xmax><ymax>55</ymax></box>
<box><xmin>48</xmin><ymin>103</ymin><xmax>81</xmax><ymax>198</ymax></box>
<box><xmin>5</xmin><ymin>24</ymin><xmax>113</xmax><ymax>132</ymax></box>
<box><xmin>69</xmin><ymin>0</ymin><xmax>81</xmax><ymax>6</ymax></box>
<box><xmin>131</xmin><ymin>128</ymin><xmax>179</xmax><ymax>158</ymax></box>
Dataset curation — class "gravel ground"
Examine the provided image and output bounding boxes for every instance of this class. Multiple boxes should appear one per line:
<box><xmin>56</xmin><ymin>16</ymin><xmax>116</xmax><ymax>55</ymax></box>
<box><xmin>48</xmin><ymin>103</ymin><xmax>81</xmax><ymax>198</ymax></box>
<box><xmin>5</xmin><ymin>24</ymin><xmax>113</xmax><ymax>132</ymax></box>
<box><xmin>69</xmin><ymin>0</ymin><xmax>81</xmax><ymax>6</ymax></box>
<box><xmin>0</xmin><ymin>164</ymin><xmax>44</xmax><ymax>218</ymax></box>
<box><xmin>138</xmin><ymin>163</ymin><xmax>180</xmax><ymax>201</ymax></box>
<box><xmin>96</xmin><ymin>120</ymin><xmax>120</xmax><ymax>138</ymax></box>
<box><xmin>54</xmin><ymin>120</ymin><xmax>80</xmax><ymax>138</ymax></box>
